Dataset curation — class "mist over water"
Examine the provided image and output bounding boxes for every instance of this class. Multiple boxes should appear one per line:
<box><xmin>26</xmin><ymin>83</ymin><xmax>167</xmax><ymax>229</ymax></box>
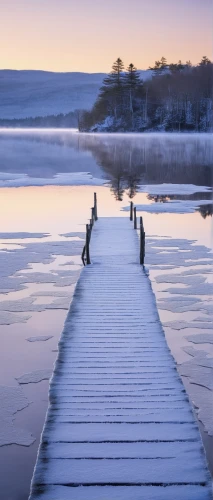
<box><xmin>0</xmin><ymin>130</ymin><xmax>212</xmax><ymax>189</ymax></box>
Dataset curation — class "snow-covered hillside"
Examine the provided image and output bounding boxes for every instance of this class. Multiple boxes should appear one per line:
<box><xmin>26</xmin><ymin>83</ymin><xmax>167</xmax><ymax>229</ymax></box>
<box><xmin>0</xmin><ymin>70</ymin><xmax>151</xmax><ymax>119</ymax></box>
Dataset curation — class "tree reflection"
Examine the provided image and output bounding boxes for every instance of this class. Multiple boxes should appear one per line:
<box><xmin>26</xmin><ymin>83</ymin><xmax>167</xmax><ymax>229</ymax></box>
<box><xmin>76</xmin><ymin>134</ymin><xmax>212</xmax><ymax>205</ymax></box>
<box><xmin>198</xmin><ymin>204</ymin><xmax>213</xmax><ymax>218</ymax></box>
<box><xmin>1</xmin><ymin>131</ymin><xmax>212</xmax><ymax>214</ymax></box>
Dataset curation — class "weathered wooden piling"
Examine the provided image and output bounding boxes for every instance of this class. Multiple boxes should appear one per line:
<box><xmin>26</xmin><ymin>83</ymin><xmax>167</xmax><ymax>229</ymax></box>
<box><xmin>134</xmin><ymin>206</ymin><xmax>137</xmax><ymax>229</ymax></box>
<box><xmin>130</xmin><ymin>201</ymin><xmax>133</xmax><ymax>221</ymax></box>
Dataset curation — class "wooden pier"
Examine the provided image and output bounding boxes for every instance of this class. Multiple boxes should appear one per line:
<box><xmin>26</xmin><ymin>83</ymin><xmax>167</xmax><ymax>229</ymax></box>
<box><xmin>30</xmin><ymin>216</ymin><xmax>211</xmax><ymax>500</ymax></box>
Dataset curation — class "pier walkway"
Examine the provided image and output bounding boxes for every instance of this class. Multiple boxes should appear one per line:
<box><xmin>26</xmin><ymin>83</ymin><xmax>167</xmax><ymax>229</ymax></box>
<box><xmin>30</xmin><ymin>217</ymin><xmax>211</xmax><ymax>500</ymax></box>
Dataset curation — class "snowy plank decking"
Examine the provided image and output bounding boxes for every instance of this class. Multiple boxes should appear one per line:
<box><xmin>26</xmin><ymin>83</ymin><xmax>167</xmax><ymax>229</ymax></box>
<box><xmin>30</xmin><ymin>218</ymin><xmax>211</xmax><ymax>500</ymax></box>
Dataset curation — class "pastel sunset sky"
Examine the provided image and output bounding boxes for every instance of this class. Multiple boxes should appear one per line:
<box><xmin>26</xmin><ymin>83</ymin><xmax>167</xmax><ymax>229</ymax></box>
<box><xmin>1</xmin><ymin>0</ymin><xmax>212</xmax><ymax>72</ymax></box>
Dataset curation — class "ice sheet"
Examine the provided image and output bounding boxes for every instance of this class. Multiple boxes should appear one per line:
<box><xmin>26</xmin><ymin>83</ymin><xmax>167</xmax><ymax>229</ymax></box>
<box><xmin>122</xmin><ymin>199</ymin><xmax>212</xmax><ymax>214</ymax></box>
<box><xmin>16</xmin><ymin>369</ymin><xmax>52</xmax><ymax>384</ymax></box>
<box><xmin>138</xmin><ymin>183</ymin><xmax>212</xmax><ymax>195</ymax></box>
<box><xmin>26</xmin><ymin>336</ymin><xmax>53</xmax><ymax>342</ymax></box>
<box><xmin>0</xmin><ymin>385</ymin><xmax>35</xmax><ymax>446</ymax></box>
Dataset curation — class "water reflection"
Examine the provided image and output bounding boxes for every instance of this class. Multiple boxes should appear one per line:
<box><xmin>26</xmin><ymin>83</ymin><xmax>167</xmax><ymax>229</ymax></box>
<box><xmin>199</xmin><ymin>203</ymin><xmax>213</xmax><ymax>218</ymax></box>
<box><xmin>77</xmin><ymin>134</ymin><xmax>213</xmax><ymax>202</ymax></box>
<box><xmin>0</xmin><ymin>130</ymin><xmax>212</xmax><ymax>206</ymax></box>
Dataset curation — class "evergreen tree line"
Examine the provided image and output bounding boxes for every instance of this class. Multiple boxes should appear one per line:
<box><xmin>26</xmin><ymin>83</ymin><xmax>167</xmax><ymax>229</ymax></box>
<box><xmin>0</xmin><ymin>111</ymin><xmax>78</xmax><ymax>129</ymax></box>
<box><xmin>79</xmin><ymin>56</ymin><xmax>213</xmax><ymax>132</ymax></box>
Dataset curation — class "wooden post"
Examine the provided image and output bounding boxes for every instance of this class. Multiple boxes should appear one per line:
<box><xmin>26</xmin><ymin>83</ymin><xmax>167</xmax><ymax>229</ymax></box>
<box><xmin>86</xmin><ymin>224</ymin><xmax>91</xmax><ymax>265</ymax></box>
<box><xmin>140</xmin><ymin>226</ymin><xmax>143</xmax><ymax>265</ymax></box>
<box><xmin>140</xmin><ymin>216</ymin><xmax>145</xmax><ymax>265</ymax></box>
<box><xmin>81</xmin><ymin>245</ymin><xmax>86</xmax><ymax>266</ymax></box>
<box><xmin>91</xmin><ymin>207</ymin><xmax>94</xmax><ymax>226</ymax></box>
<box><xmin>94</xmin><ymin>192</ymin><xmax>98</xmax><ymax>221</ymax></box>
<box><xmin>134</xmin><ymin>207</ymin><xmax>137</xmax><ymax>229</ymax></box>
<box><xmin>130</xmin><ymin>202</ymin><xmax>133</xmax><ymax>221</ymax></box>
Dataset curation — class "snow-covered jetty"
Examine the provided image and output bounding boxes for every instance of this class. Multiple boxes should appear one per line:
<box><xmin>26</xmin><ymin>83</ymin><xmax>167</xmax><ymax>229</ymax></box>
<box><xmin>30</xmin><ymin>218</ymin><xmax>211</xmax><ymax>500</ymax></box>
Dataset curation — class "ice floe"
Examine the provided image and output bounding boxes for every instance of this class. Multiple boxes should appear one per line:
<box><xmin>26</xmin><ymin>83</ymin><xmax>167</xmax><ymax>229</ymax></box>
<box><xmin>163</xmin><ymin>283</ymin><xmax>213</xmax><ymax>296</ymax></box>
<box><xmin>158</xmin><ymin>298</ymin><xmax>213</xmax><ymax>315</ymax></box>
<box><xmin>0</xmin><ymin>232</ymin><xmax>50</xmax><ymax>239</ymax></box>
<box><xmin>155</xmin><ymin>274</ymin><xmax>205</xmax><ymax>285</ymax></box>
<box><xmin>0</xmin><ymin>172</ymin><xmax>107</xmax><ymax>188</ymax></box>
<box><xmin>27</xmin><ymin>336</ymin><xmax>53</xmax><ymax>342</ymax></box>
<box><xmin>0</xmin><ymin>385</ymin><xmax>35</xmax><ymax>446</ymax></box>
<box><xmin>60</xmin><ymin>232</ymin><xmax>85</xmax><ymax>239</ymax></box>
<box><xmin>186</xmin><ymin>334</ymin><xmax>213</xmax><ymax>345</ymax></box>
<box><xmin>0</xmin><ymin>295</ymin><xmax>71</xmax><ymax>313</ymax></box>
<box><xmin>0</xmin><ymin>240</ymin><xmax>83</xmax><ymax>293</ymax></box>
<box><xmin>145</xmin><ymin>239</ymin><xmax>213</xmax><ymax>269</ymax></box>
<box><xmin>164</xmin><ymin>321</ymin><xmax>213</xmax><ymax>331</ymax></box>
<box><xmin>138</xmin><ymin>183</ymin><xmax>212</xmax><ymax>196</ymax></box>
<box><xmin>122</xmin><ymin>199</ymin><xmax>211</xmax><ymax>214</ymax></box>
<box><xmin>194</xmin><ymin>316</ymin><xmax>213</xmax><ymax>323</ymax></box>
<box><xmin>0</xmin><ymin>290</ymin><xmax>73</xmax><ymax>324</ymax></box>
<box><xmin>0</xmin><ymin>311</ymin><xmax>31</xmax><ymax>325</ymax></box>
<box><xmin>146</xmin><ymin>234</ymin><xmax>213</xmax><ymax>440</ymax></box>
<box><xmin>16</xmin><ymin>369</ymin><xmax>52</xmax><ymax>384</ymax></box>
<box><xmin>31</xmin><ymin>291</ymin><xmax>71</xmax><ymax>298</ymax></box>
<box><xmin>179</xmin><ymin>348</ymin><xmax>213</xmax><ymax>434</ymax></box>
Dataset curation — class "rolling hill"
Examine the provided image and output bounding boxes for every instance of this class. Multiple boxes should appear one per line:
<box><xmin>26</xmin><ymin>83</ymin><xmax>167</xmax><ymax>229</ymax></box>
<box><xmin>0</xmin><ymin>69</ymin><xmax>151</xmax><ymax>119</ymax></box>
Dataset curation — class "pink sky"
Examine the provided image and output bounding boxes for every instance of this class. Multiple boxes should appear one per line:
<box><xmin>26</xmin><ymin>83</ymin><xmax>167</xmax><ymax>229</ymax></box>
<box><xmin>1</xmin><ymin>0</ymin><xmax>212</xmax><ymax>72</ymax></box>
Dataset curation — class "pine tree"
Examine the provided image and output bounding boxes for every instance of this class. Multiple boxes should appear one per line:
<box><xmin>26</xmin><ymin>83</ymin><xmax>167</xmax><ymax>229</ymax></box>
<box><xmin>112</xmin><ymin>58</ymin><xmax>125</xmax><ymax>83</ymax></box>
<box><xmin>149</xmin><ymin>60</ymin><xmax>161</xmax><ymax>76</ymax></box>
<box><xmin>99</xmin><ymin>58</ymin><xmax>125</xmax><ymax>118</ymax></box>
<box><xmin>199</xmin><ymin>56</ymin><xmax>211</xmax><ymax>66</ymax></box>
<box><xmin>124</xmin><ymin>63</ymin><xmax>142</xmax><ymax>114</ymax></box>
<box><xmin>177</xmin><ymin>60</ymin><xmax>184</xmax><ymax>71</ymax></box>
<box><xmin>150</xmin><ymin>56</ymin><xmax>167</xmax><ymax>76</ymax></box>
<box><xmin>160</xmin><ymin>56</ymin><xmax>167</xmax><ymax>70</ymax></box>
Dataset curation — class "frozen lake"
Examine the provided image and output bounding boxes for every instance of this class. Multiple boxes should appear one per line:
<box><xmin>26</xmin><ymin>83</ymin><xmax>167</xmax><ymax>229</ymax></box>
<box><xmin>0</xmin><ymin>130</ymin><xmax>212</xmax><ymax>500</ymax></box>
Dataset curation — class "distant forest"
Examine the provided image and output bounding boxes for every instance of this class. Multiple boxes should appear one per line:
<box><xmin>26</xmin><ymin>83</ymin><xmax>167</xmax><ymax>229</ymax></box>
<box><xmin>0</xmin><ymin>111</ymin><xmax>78</xmax><ymax>129</ymax></box>
<box><xmin>79</xmin><ymin>56</ymin><xmax>213</xmax><ymax>133</ymax></box>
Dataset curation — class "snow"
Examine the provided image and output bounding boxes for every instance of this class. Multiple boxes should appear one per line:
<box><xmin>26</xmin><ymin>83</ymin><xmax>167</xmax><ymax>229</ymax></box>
<box><xmin>41</xmin><ymin>440</ymin><xmax>201</xmax><ymax>459</ymax></box>
<box><xmin>32</xmin><ymin>485</ymin><xmax>212</xmax><ymax>500</ymax></box>
<box><xmin>32</xmin><ymin>455</ymin><xmax>207</xmax><ymax>483</ymax></box>
<box><xmin>16</xmin><ymin>369</ymin><xmax>52</xmax><ymax>384</ymax></box>
<box><xmin>138</xmin><ymin>183</ymin><xmax>212</xmax><ymax>195</ymax></box>
<box><xmin>0</xmin><ymin>385</ymin><xmax>35</xmax><ymax>446</ymax></box>
<box><xmin>122</xmin><ymin>199</ymin><xmax>212</xmax><ymax>214</ymax></box>
<box><xmin>29</xmin><ymin>218</ymin><xmax>211</xmax><ymax>499</ymax></box>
